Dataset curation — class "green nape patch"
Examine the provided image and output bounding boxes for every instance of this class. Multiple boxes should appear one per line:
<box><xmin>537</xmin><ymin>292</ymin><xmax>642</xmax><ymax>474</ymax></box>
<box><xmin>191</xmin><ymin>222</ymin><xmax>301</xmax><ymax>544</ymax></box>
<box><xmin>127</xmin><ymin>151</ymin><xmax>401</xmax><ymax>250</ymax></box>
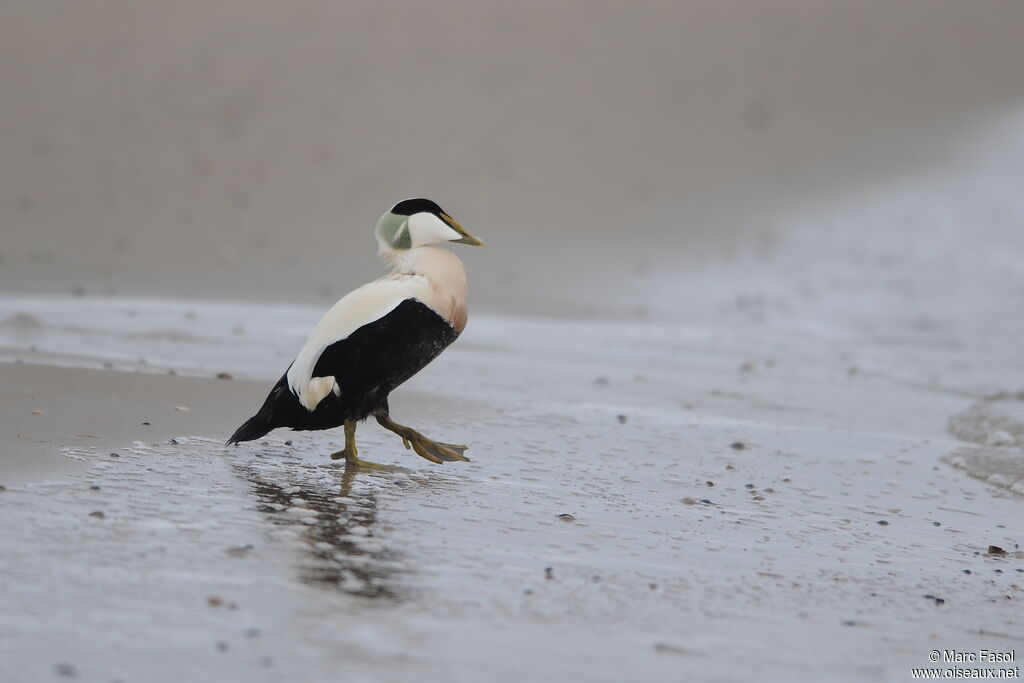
<box><xmin>377</xmin><ymin>213</ymin><xmax>411</xmax><ymax>250</ymax></box>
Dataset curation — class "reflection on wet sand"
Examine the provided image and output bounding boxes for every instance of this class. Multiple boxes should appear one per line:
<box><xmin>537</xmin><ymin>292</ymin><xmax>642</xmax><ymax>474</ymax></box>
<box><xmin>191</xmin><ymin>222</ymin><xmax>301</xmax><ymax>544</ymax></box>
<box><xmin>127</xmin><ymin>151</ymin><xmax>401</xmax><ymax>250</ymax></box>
<box><xmin>235</xmin><ymin>463</ymin><xmax>404</xmax><ymax>600</ymax></box>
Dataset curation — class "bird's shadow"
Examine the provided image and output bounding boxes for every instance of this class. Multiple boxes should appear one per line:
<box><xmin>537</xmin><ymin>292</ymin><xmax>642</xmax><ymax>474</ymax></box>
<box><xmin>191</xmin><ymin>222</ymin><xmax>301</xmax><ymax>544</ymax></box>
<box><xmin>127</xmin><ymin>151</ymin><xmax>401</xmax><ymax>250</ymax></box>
<box><xmin>232</xmin><ymin>459</ymin><xmax>406</xmax><ymax>601</ymax></box>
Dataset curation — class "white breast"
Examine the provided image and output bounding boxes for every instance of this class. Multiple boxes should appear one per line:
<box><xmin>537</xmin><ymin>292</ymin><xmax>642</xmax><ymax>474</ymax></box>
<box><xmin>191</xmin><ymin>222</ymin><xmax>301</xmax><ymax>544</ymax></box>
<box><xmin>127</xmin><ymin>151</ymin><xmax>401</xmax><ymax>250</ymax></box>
<box><xmin>400</xmin><ymin>246</ymin><xmax>469</xmax><ymax>333</ymax></box>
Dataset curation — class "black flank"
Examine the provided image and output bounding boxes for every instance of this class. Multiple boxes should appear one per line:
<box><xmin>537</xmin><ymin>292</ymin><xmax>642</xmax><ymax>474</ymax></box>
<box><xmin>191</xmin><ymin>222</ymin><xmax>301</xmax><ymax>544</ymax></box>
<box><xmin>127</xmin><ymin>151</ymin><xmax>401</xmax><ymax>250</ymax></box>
<box><xmin>228</xmin><ymin>299</ymin><xmax>459</xmax><ymax>443</ymax></box>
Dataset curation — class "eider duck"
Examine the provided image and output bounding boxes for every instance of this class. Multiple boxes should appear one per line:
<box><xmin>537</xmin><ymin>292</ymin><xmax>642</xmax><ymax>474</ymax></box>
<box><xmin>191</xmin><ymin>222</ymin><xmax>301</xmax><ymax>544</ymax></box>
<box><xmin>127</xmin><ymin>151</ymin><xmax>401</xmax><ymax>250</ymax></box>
<box><xmin>228</xmin><ymin>198</ymin><xmax>484</xmax><ymax>469</ymax></box>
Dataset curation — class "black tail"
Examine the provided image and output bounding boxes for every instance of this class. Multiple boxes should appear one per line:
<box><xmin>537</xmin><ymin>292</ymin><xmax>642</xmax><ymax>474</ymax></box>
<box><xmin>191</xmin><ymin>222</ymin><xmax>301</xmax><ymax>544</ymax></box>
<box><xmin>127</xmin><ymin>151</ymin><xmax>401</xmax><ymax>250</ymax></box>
<box><xmin>227</xmin><ymin>413</ymin><xmax>273</xmax><ymax>445</ymax></box>
<box><xmin>227</xmin><ymin>373</ymin><xmax>290</xmax><ymax>445</ymax></box>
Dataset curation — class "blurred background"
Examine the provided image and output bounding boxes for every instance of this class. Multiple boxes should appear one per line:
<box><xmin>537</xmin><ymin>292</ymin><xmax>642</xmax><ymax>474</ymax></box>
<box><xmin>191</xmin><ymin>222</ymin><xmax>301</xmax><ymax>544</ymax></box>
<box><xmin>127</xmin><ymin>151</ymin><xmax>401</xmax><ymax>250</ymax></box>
<box><xmin>3</xmin><ymin>0</ymin><xmax>1024</xmax><ymax>316</ymax></box>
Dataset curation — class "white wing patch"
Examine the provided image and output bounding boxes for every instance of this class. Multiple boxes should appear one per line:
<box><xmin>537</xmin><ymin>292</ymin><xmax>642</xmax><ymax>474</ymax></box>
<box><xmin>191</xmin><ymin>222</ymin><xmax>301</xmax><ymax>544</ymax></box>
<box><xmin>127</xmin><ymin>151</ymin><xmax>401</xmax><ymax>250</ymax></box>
<box><xmin>287</xmin><ymin>275</ymin><xmax>430</xmax><ymax>411</ymax></box>
<box><xmin>298</xmin><ymin>376</ymin><xmax>341</xmax><ymax>413</ymax></box>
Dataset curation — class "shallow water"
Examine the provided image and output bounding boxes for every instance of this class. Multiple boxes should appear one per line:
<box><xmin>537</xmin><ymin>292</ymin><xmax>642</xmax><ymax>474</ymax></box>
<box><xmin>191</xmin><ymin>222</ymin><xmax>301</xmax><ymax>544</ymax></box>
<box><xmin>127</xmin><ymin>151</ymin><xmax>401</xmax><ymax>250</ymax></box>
<box><xmin>944</xmin><ymin>395</ymin><xmax>1024</xmax><ymax>496</ymax></box>
<box><xmin>3</xmin><ymin>400</ymin><xmax>1023</xmax><ymax>682</ymax></box>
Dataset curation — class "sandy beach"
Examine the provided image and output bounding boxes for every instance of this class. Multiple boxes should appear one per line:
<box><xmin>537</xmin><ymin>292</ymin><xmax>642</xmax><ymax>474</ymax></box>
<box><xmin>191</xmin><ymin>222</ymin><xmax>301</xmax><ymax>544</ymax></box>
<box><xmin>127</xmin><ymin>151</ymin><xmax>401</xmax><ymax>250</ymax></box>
<box><xmin>0</xmin><ymin>363</ymin><xmax>271</xmax><ymax>485</ymax></box>
<box><xmin>3</xmin><ymin>2</ymin><xmax>1024</xmax><ymax>682</ymax></box>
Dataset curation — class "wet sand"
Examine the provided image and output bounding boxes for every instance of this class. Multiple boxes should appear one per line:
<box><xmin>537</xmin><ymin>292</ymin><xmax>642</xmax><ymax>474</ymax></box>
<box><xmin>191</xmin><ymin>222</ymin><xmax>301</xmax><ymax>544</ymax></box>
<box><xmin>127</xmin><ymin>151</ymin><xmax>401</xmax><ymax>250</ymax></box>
<box><xmin>0</xmin><ymin>363</ymin><xmax>266</xmax><ymax>485</ymax></box>
<box><xmin>4</xmin><ymin>118</ymin><xmax>1024</xmax><ymax>675</ymax></box>
<box><xmin>2</xmin><ymin>244</ymin><xmax>1024</xmax><ymax>681</ymax></box>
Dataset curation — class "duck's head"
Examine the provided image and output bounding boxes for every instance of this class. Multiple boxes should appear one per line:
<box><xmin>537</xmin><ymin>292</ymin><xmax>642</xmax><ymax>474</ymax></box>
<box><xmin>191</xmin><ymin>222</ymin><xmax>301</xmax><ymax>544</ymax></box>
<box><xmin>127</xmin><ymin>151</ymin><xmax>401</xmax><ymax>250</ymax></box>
<box><xmin>376</xmin><ymin>198</ymin><xmax>484</xmax><ymax>251</ymax></box>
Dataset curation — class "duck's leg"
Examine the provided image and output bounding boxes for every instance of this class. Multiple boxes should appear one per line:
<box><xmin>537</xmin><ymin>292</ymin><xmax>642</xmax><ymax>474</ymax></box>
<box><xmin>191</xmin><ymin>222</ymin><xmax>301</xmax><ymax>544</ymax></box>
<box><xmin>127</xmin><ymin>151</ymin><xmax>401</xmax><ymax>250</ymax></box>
<box><xmin>373</xmin><ymin>410</ymin><xmax>469</xmax><ymax>464</ymax></box>
<box><xmin>330</xmin><ymin>420</ymin><xmax>397</xmax><ymax>470</ymax></box>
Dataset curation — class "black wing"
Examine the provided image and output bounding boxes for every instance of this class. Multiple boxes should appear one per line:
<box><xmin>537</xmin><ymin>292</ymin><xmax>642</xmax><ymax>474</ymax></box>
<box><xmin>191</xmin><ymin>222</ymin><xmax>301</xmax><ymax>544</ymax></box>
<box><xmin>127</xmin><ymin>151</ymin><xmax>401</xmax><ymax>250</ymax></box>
<box><xmin>228</xmin><ymin>298</ymin><xmax>460</xmax><ymax>443</ymax></box>
<box><xmin>312</xmin><ymin>298</ymin><xmax>460</xmax><ymax>414</ymax></box>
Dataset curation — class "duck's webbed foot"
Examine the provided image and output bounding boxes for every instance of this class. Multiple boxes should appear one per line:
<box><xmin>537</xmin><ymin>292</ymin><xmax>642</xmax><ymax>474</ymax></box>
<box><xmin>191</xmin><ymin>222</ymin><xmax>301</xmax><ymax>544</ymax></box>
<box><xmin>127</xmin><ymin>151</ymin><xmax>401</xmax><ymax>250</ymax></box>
<box><xmin>329</xmin><ymin>420</ymin><xmax>398</xmax><ymax>471</ymax></box>
<box><xmin>374</xmin><ymin>412</ymin><xmax>470</xmax><ymax>464</ymax></box>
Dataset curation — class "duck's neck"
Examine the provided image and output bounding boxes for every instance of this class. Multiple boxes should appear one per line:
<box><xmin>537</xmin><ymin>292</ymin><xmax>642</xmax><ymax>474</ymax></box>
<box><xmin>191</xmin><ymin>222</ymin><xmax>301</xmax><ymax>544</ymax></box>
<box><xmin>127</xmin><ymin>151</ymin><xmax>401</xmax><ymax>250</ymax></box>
<box><xmin>378</xmin><ymin>244</ymin><xmax>420</xmax><ymax>274</ymax></box>
<box><xmin>379</xmin><ymin>244</ymin><xmax>464</xmax><ymax>280</ymax></box>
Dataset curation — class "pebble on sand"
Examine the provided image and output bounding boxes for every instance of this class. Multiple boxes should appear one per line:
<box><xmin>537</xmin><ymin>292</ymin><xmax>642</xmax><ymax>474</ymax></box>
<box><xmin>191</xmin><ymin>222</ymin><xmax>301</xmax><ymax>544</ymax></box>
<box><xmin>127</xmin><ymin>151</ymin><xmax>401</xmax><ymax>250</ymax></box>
<box><xmin>654</xmin><ymin>642</ymin><xmax>690</xmax><ymax>655</ymax></box>
<box><xmin>54</xmin><ymin>663</ymin><xmax>77</xmax><ymax>678</ymax></box>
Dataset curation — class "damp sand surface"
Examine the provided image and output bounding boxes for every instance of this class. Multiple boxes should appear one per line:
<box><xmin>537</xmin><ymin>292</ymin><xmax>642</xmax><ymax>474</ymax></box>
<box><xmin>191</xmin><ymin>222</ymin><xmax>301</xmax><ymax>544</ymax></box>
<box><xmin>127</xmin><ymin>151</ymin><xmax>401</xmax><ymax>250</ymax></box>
<box><xmin>2</xmin><ymin>288</ymin><xmax>1024</xmax><ymax>681</ymax></box>
<box><xmin>4</xmin><ymin>113</ymin><xmax>1024</xmax><ymax>683</ymax></box>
